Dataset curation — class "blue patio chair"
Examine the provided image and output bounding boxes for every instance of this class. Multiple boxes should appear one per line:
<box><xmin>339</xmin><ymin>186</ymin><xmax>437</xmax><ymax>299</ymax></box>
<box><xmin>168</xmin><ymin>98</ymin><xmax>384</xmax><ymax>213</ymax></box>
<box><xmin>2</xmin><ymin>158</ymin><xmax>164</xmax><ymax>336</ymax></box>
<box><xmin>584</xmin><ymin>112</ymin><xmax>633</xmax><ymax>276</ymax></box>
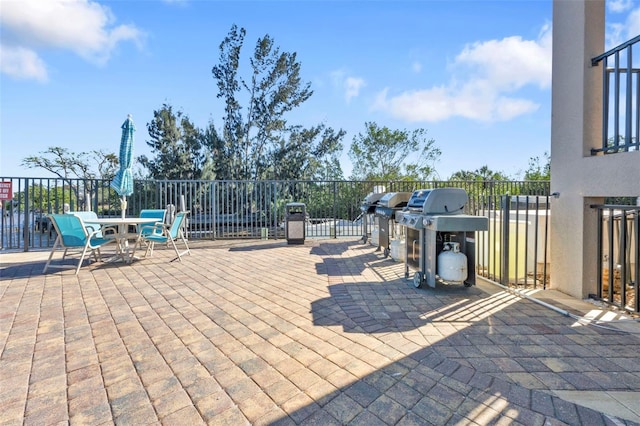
<box><xmin>68</xmin><ymin>210</ymin><xmax>121</xmax><ymax>252</ymax></box>
<box><xmin>67</xmin><ymin>211</ymin><xmax>103</xmax><ymax>236</ymax></box>
<box><xmin>134</xmin><ymin>211</ymin><xmax>191</xmax><ymax>262</ymax></box>
<box><xmin>44</xmin><ymin>214</ymin><xmax>114</xmax><ymax>275</ymax></box>
<box><xmin>139</xmin><ymin>209</ymin><xmax>167</xmax><ymax>222</ymax></box>
<box><xmin>135</xmin><ymin>209</ymin><xmax>168</xmax><ymax>251</ymax></box>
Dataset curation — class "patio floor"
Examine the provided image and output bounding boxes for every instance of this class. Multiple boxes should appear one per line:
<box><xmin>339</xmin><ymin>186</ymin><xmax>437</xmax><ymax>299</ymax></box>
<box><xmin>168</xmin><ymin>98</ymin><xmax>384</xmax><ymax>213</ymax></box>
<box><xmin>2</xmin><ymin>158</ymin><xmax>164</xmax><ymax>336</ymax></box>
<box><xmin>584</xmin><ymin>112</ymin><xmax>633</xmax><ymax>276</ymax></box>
<box><xmin>1</xmin><ymin>238</ymin><xmax>639</xmax><ymax>425</ymax></box>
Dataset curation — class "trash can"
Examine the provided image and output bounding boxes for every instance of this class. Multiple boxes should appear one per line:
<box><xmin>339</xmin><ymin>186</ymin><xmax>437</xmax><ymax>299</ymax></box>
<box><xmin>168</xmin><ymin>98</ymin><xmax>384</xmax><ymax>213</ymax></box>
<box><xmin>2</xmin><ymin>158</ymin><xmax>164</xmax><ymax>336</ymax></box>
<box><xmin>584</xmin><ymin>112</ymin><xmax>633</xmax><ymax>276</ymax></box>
<box><xmin>285</xmin><ymin>202</ymin><xmax>306</xmax><ymax>245</ymax></box>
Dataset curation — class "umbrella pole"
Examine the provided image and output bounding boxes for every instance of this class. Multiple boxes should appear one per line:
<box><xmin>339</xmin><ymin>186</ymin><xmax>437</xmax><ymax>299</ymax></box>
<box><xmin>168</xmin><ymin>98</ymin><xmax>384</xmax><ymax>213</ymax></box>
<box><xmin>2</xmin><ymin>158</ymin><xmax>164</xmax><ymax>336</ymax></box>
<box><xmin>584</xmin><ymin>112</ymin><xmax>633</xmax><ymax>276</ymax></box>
<box><xmin>121</xmin><ymin>196</ymin><xmax>127</xmax><ymax>219</ymax></box>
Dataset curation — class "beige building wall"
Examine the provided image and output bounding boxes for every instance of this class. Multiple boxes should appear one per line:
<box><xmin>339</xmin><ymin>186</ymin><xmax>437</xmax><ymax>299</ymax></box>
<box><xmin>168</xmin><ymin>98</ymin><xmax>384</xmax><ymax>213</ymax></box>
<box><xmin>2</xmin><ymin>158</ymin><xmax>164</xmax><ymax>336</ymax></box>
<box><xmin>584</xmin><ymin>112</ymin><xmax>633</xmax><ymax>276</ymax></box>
<box><xmin>550</xmin><ymin>0</ymin><xmax>640</xmax><ymax>298</ymax></box>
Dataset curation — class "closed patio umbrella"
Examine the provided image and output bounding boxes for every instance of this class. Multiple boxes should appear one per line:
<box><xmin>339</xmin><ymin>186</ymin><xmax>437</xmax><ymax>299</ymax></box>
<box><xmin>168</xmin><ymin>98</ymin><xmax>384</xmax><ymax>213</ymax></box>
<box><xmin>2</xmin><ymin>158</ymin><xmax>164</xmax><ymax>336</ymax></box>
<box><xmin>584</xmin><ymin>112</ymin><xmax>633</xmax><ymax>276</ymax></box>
<box><xmin>110</xmin><ymin>114</ymin><xmax>135</xmax><ymax>218</ymax></box>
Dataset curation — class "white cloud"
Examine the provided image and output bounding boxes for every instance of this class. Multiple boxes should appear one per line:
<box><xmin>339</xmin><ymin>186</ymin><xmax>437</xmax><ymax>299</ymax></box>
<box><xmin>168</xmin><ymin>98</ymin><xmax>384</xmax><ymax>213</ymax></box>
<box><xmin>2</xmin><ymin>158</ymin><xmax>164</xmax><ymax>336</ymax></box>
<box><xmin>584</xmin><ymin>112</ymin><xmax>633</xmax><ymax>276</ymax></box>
<box><xmin>330</xmin><ymin>69</ymin><xmax>366</xmax><ymax>103</ymax></box>
<box><xmin>624</xmin><ymin>8</ymin><xmax>640</xmax><ymax>39</ymax></box>
<box><xmin>373</xmin><ymin>86</ymin><xmax>539</xmax><ymax>123</ymax></box>
<box><xmin>608</xmin><ymin>0</ymin><xmax>634</xmax><ymax>13</ymax></box>
<box><xmin>0</xmin><ymin>45</ymin><xmax>48</xmax><ymax>82</ymax></box>
<box><xmin>606</xmin><ymin>6</ymin><xmax>640</xmax><ymax>48</ymax></box>
<box><xmin>0</xmin><ymin>0</ymin><xmax>144</xmax><ymax>81</ymax></box>
<box><xmin>454</xmin><ymin>24</ymin><xmax>552</xmax><ymax>90</ymax></box>
<box><xmin>372</xmin><ymin>24</ymin><xmax>551</xmax><ymax>123</ymax></box>
<box><xmin>344</xmin><ymin>77</ymin><xmax>365</xmax><ymax>103</ymax></box>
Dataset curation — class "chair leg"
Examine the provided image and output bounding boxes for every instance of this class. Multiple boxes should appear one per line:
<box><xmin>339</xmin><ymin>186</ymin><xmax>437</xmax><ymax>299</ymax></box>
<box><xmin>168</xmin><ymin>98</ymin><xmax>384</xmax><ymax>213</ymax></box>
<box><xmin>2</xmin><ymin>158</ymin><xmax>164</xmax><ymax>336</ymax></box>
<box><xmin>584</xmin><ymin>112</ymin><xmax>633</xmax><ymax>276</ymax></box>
<box><xmin>169</xmin><ymin>233</ymin><xmax>191</xmax><ymax>262</ymax></box>
<box><xmin>76</xmin><ymin>245</ymin><xmax>92</xmax><ymax>275</ymax></box>
<box><xmin>179</xmin><ymin>233</ymin><xmax>191</xmax><ymax>257</ymax></box>
<box><xmin>169</xmin><ymin>238</ymin><xmax>182</xmax><ymax>261</ymax></box>
<box><xmin>43</xmin><ymin>237</ymin><xmax>62</xmax><ymax>273</ymax></box>
<box><xmin>92</xmin><ymin>248</ymin><xmax>100</xmax><ymax>262</ymax></box>
<box><xmin>144</xmin><ymin>241</ymin><xmax>154</xmax><ymax>258</ymax></box>
<box><xmin>130</xmin><ymin>237</ymin><xmax>140</xmax><ymax>260</ymax></box>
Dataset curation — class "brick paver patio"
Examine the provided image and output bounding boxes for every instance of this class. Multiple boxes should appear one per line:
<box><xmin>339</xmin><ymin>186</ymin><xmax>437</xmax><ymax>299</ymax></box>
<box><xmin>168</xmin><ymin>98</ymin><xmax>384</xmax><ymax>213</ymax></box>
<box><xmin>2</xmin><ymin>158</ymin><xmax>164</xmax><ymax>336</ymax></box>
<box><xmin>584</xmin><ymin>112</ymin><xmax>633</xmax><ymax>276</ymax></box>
<box><xmin>1</xmin><ymin>239</ymin><xmax>639</xmax><ymax>425</ymax></box>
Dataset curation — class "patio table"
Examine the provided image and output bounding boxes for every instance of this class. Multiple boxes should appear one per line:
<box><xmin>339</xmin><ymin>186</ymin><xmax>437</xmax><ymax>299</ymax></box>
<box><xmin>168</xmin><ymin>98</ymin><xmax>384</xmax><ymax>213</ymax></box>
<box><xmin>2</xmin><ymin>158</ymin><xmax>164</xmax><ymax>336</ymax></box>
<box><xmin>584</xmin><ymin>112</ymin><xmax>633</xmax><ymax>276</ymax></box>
<box><xmin>91</xmin><ymin>217</ymin><xmax>158</xmax><ymax>263</ymax></box>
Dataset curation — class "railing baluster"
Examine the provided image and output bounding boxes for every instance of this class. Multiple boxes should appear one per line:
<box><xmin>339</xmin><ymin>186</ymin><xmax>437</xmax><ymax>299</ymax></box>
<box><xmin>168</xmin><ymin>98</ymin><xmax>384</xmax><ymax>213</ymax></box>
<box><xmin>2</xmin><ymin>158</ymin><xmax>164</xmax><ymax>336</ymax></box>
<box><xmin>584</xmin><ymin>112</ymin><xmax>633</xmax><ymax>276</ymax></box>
<box><xmin>592</xmin><ymin>35</ymin><xmax>639</xmax><ymax>154</ymax></box>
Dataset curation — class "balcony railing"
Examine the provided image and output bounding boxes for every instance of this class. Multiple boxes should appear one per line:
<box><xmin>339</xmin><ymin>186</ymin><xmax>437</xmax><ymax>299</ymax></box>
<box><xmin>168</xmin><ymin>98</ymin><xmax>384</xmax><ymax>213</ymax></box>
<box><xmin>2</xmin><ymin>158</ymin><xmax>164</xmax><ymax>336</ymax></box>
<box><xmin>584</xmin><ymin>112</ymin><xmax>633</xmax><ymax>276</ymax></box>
<box><xmin>593</xmin><ymin>203</ymin><xmax>639</xmax><ymax>313</ymax></box>
<box><xmin>591</xmin><ymin>35</ymin><xmax>640</xmax><ymax>154</ymax></box>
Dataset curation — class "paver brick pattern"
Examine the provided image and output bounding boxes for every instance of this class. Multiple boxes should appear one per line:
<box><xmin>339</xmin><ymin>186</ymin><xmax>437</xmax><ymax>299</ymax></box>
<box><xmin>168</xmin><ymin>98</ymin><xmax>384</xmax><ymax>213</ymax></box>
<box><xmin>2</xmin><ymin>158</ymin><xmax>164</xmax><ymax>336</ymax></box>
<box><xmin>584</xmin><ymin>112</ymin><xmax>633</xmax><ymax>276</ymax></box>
<box><xmin>1</xmin><ymin>239</ymin><xmax>639</xmax><ymax>425</ymax></box>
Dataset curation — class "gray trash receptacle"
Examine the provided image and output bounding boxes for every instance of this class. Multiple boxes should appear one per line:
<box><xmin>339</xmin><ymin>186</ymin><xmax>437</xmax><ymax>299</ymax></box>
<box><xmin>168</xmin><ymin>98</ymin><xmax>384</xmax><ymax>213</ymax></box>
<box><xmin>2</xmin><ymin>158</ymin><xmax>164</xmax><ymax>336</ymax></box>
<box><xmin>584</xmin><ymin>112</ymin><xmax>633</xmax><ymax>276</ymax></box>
<box><xmin>285</xmin><ymin>202</ymin><xmax>306</xmax><ymax>244</ymax></box>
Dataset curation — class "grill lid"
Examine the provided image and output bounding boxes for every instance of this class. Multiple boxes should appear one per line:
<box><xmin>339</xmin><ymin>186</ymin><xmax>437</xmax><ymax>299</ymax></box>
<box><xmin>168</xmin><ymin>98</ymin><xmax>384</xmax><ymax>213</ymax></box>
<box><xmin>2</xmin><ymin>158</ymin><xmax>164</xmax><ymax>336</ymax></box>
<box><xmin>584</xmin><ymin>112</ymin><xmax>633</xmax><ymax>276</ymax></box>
<box><xmin>406</xmin><ymin>188</ymin><xmax>468</xmax><ymax>215</ymax></box>
<box><xmin>360</xmin><ymin>191</ymin><xmax>386</xmax><ymax>213</ymax></box>
<box><xmin>362</xmin><ymin>191</ymin><xmax>385</xmax><ymax>205</ymax></box>
<box><xmin>378</xmin><ymin>192</ymin><xmax>411</xmax><ymax>208</ymax></box>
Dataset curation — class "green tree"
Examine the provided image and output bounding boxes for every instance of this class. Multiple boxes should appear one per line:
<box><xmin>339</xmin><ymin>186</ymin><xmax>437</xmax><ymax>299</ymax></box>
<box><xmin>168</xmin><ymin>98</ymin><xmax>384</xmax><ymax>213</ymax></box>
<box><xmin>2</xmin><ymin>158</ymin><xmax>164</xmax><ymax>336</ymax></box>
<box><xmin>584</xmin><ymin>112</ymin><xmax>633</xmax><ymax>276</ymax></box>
<box><xmin>15</xmin><ymin>184</ymin><xmax>75</xmax><ymax>215</ymax></box>
<box><xmin>139</xmin><ymin>104</ymin><xmax>206</xmax><ymax>180</ymax></box>
<box><xmin>448</xmin><ymin>165</ymin><xmax>510</xmax><ymax>181</ymax></box>
<box><xmin>271</xmin><ymin>124</ymin><xmax>345</xmax><ymax>181</ymax></box>
<box><xmin>200</xmin><ymin>121</ymin><xmax>223</xmax><ymax>180</ymax></box>
<box><xmin>21</xmin><ymin>147</ymin><xmax>118</xmax><ymax>180</ymax></box>
<box><xmin>211</xmin><ymin>24</ymin><xmax>344</xmax><ymax>181</ymax></box>
<box><xmin>21</xmin><ymin>147</ymin><xmax>118</xmax><ymax>211</ymax></box>
<box><xmin>348</xmin><ymin>122</ymin><xmax>441</xmax><ymax>181</ymax></box>
<box><xmin>523</xmin><ymin>152</ymin><xmax>550</xmax><ymax>180</ymax></box>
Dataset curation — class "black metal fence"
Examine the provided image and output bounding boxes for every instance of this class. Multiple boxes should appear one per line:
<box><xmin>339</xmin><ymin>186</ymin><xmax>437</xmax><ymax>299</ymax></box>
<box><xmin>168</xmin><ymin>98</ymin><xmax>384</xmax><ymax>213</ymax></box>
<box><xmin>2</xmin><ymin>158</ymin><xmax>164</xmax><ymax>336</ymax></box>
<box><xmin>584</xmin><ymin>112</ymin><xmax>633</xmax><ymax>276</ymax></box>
<box><xmin>1</xmin><ymin>177</ymin><xmax>550</xmax><ymax>288</ymax></box>
<box><xmin>593</xmin><ymin>204</ymin><xmax>639</xmax><ymax>313</ymax></box>
<box><xmin>591</xmin><ymin>34</ymin><xmax>640</xmax><ymax>154</ymax></box>
<box><xmin>477</xmin><ymin>194</ymin><xmax>551</xmax><ymax>289</ymax></box>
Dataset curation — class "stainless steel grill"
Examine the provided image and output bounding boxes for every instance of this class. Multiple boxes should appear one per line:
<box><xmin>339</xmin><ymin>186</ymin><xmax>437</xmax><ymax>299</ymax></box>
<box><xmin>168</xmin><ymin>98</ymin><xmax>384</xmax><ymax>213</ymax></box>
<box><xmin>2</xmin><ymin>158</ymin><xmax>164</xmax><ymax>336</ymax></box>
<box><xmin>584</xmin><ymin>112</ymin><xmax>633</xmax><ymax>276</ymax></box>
<box><xmin>358</xmin><ymin>190</ymin><xmax>386</xmax><ymax>243</ymax></box>
<box><xmin>374</xmin><ymin>192</ymin><xmax>410</xmax><ymax>257</ymax></box>
<box><xmin>396</xmin><ymin>188</ymin><xmax>488</xmax><ymax>288</ymax></box>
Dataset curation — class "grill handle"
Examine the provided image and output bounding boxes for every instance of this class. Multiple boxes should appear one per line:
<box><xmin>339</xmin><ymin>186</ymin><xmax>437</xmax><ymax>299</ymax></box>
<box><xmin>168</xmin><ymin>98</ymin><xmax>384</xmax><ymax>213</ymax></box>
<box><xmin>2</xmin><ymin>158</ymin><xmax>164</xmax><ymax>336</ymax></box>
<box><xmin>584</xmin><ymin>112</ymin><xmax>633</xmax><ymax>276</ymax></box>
<box><xmin>412</xmin><ymin>239</ymin><xmax>418</xmax><ymax>261</ymax></box>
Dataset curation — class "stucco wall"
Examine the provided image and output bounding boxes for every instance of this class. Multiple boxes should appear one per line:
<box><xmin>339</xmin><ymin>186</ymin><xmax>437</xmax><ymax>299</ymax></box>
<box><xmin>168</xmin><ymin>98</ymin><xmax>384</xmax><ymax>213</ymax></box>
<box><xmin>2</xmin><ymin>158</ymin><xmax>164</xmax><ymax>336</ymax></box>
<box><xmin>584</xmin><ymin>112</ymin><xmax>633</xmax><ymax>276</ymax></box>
<box><xmin>550</xmin><ymin>0</ymin><xmax>640</xmax><ymax>298</ymax></box>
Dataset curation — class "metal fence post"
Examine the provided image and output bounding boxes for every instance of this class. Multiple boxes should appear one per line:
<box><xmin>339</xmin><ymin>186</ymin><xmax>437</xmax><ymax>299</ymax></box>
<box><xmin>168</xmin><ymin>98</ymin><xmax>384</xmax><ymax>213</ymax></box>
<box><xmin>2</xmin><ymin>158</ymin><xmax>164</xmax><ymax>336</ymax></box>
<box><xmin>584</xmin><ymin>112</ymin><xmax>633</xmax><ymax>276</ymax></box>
<box><xmin>332</xmin><ymin>181</ymin><xmax>338</xmax><ymax>239</ymax></box>
<box><xmin>501</xmin><ymin>194</ymin><xmax>510</xmax><ymax>285</ymax></box>
<box><xmin>22</xmin><ymin>180</ymin><xmax>30</xmax><ymax>252</ymax></box>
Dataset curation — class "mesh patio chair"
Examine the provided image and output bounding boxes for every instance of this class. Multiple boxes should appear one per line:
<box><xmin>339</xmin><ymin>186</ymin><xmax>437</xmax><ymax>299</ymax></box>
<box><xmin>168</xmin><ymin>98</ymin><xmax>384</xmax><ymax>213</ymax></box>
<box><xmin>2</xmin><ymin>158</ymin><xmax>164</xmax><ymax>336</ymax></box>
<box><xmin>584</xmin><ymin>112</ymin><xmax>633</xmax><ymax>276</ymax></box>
<box><xmin>68</xmin><ymin>211</ymin><xmax>124</xmax><ymax>256</ymax></box>
<box><xmin>133</xmin><ymin>211</ymin><xmax>191</xmax><ymax>262</ymax></box>
<box><xmin>44</xmin><ymin>214</ymin><xmax>114</xmax><ymax>275</ymax></box>
<box><xmin>67</xmin><ymin>211</ymin><xmax>104</xmax><ymax>236</ymax></box>
<box><xmin>135</xmin><ymin>209</ymin><xmax>168</xmax><ymax>250</ymax></box>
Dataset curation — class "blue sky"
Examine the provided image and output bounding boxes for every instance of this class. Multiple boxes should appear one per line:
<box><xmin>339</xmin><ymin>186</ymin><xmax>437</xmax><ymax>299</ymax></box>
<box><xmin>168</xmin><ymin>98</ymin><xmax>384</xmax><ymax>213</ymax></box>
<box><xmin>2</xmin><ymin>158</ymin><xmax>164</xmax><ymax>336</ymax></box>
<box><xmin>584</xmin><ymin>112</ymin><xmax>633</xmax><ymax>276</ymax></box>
<box><xmin>1</xmin><ymin>0</ymin><xmax>639</xmax><ymax>180</ymax></box>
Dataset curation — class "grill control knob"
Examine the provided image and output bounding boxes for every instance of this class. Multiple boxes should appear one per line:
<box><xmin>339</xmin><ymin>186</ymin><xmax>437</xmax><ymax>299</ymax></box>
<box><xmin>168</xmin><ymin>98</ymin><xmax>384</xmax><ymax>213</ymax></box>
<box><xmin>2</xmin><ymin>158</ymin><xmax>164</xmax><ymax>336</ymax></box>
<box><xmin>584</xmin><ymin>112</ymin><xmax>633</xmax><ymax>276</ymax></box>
<box><xmin>423</xmin><ymin>218</ymin><xmax>432</xmax><ymax>227</ymax></box>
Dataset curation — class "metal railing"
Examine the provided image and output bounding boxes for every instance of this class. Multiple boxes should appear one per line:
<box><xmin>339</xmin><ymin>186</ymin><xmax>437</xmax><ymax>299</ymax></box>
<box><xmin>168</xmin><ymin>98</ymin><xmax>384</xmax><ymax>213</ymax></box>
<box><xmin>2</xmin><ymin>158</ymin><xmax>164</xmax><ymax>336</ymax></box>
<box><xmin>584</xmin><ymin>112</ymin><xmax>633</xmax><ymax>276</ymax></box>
<box><xmin>593</xmin><ymin>204</ymin><xmax>639</xmax><ymax>313</ymax></box>
<box><xmin>477</xmin><ymin>194</ymin><xmax>551</xmax><ymax>289</ymax></box>
<box><xmin>591</xmin><ymin>35</ymin><xmax>640</xmax><ymax>154</ymax></box>
<box><xmin>1</xmin><ymin>177</ymin><xmax>551</xmax><ymax>289</ymax></box>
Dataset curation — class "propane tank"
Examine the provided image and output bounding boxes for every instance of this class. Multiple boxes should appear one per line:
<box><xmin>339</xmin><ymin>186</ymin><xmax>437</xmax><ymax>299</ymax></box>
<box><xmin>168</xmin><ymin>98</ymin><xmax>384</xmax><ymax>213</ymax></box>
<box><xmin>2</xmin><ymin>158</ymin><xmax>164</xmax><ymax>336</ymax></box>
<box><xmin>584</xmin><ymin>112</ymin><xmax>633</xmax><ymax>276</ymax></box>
<box><xmin>437</xmin><ymin>242</ymin><xmax>468</xmax><ymax>283</ymax></box>
<box><xmin>371</xmin><ymin>225</ymin><xmax>379</xmax><ymax>247</ymax></box>
<box><xmin>390</xmin><ymin>238</ymin><xmax>405</xmax><ymax>262</ymax></box>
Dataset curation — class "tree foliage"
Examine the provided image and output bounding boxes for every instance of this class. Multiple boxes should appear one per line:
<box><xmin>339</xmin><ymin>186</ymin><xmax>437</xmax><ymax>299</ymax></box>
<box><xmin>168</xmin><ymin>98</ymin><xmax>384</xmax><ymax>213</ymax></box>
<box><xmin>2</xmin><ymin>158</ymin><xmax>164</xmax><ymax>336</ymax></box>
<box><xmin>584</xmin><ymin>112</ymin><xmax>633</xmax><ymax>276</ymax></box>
<box><xmin>523</xmin><ymin>152</ymin><xmax>550</xmax><ymax>181</ymax></box>
<box><xmin>211</xmin><ymin>24</ymin><xmax>344</xmax><ymax>181</ymax></box>
<box><xmin>21</xmin><ymin>147</ymin><xmax>118</xmax><ymax>180</ymax></box>
<box><xmin>271</xmin><ymin>124</ymin><xmax>346</xmax><ymax>181</ymax></box>
<box><xmin>348</xmin><ymin>122</ymin><xmax>440</xmax><ymax>181</ymax></box>
<box><xmin>447</xmin><ymin>165</ymin><xmax>511</xmax><ymax>181</ymax></box>
<box><xmin>139</xmin><ymin>104</ymin><xmax>208</xmax><ymax>180</ymax></box>
<box><xmin>21</xmin><ymin>147</ymin><xmax>118</xmax><ymax>211</ymax></box>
